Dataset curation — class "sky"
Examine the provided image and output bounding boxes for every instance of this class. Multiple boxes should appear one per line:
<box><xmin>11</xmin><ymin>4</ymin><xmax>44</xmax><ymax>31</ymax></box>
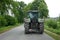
<box><xmin>16</xmin><ymin>0</ymin><xmax>60</xmax><ymax>18</ymax></box>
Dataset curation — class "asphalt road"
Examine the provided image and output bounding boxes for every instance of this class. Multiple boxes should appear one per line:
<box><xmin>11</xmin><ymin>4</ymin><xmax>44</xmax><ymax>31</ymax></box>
<box><xmin>0</xmin><ymin>24</ymin><xmax>54</xmax><ymax>40</ymax></box>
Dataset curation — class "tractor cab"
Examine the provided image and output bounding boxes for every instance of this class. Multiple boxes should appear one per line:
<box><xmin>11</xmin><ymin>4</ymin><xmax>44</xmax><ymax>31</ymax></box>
<box><xmin>28</xmin><ymin>10</ymin><xmax>38</xmax><ymax>23</ymax></box>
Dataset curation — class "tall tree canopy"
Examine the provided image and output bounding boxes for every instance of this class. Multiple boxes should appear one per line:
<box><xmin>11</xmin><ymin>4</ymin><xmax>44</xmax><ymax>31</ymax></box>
<box><xmin>38</xmin><ymin>0</ymin><xmax>48</xmax><ymax>18</ymax></box>
<box><xmin>0</xmin><ymin>0</ymin><xmax>19</xmax><ymax>26</ymax></box>
<box><xmin>0</xmin><ymin>0</ymin><xmax>26</xmax><ymax>23</ymax></box>
<box><xmin>0</xmin><ymin>0</ymin><xmax>49</xmax><ymax>24</ymax></box>
<box><xmin>0</xmin><ymin>0</ymin><xmax>13</xmax><ymax>15</ymax></box>
<box><xmin>12</xmin><ymin>1</ymin><xmax>26</xmax><ymax>23</ymax></box>
<box><xmin>23</xmin><ymin>0</ymin><xmax>49</xmax><ymax>18</ymax></box>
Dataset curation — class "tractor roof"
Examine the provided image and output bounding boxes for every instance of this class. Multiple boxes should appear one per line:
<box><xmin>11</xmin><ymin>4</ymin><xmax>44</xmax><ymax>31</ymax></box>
<box><xmin>28</xmin><ymin>10</ymin><xmax>39</xmax><ymax>13</ymax></box>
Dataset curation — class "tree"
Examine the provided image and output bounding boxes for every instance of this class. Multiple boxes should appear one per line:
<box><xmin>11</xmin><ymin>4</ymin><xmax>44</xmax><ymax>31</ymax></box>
<box><xmin>0</xmin><ymin>0</ymin><xmax>19</xmax><ymax>27</ymax></box>
<box><xmin>12</xmin><ymin>1</ymin><xmax>26</xmax><ymax>23</ymax></box>
<box><xmin>0</xmin><ymin>0</ymin><xmax>14</xmax><ymax>15</ymax></box>
<box><xmin>23</xmin><ymin>0</ymin><xmax>49</xmax><ymax>18</ymax></box>
<box><xmin>0</xmin><ymin>15</ymin><xmax>7</xmax><ymax>27</ymax></box>
<box><xmin>30</xmin><ymin>0</ymin><xmax>40</xmax><ymax>10</ymax></box>
<box><xmin>38</xmin><ymin>0</ymin><xmax>48</xmax><ymax>18</ymax></box>
<box><xmin>23</xmin><ymin>3</ymin><xmax>32</xmax><ymax>17</ymax></box>
<box><xmin>18</xmin><ymin>1</ymin><xmax>26</xmax><ymax>23</ymax></box>
<box><xmin>59</xmin><ymin>14</ymin><xmax>60</xmax><ymax>21</ymax></box>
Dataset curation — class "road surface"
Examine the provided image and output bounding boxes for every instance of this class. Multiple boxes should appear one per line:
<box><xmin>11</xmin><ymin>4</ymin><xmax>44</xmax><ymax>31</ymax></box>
<box><xmin>0</xmin><ymin>24</ymin><xmax>54</xmax><ymax>40</ymax></box>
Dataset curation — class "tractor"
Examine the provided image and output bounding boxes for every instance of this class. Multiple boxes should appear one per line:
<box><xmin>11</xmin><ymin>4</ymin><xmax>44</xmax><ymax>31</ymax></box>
<box><xmin>24</xmin><ymin>10</ymin><xmax>44</xmax><ymax>34</ymax></box>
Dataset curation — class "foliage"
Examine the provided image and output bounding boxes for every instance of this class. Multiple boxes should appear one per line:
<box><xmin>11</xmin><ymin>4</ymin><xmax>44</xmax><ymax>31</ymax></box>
<box><xmin>5</xmin><ymin>15</ymin><xmax>18</xmax><ymax>26</ymax></box>
<box><xmin>12</xmin><ymin>1</ymin><xmax>26</xmax><ymax>23</ymax></box>
<box><xmin>23</xmin><ymin>0</ymin><xmax>49</xmax><ymax>18</ymax></box>
<box><xmin>23</xmin><ymin>3</ymin><xmax>32</xmax><ymax>17</ymax></box>
<box><xmin>45</xmin><ymin>19</ymin><xmax>60</xmax><ymax>35</ymax></box>
<box><xmin>38</xmin><ymin>1</ymin><xmax>48</xmax><ymax>18</ymax></box>
<box><xmin>45</xmin><ymin>25</ymin><xmax>60</xmax><ymax>35</ymax></box>
<box><xmin>0</xmin><ymin>0</ymin><xmax>26</xmax><ymax>28</ymax></box>
<box><xmin>0</xmin><ymin>0</ymin><xmax>14</xmax><ymax>15</ymax></box>
<box><xmin>45</xmin><ymin>19</ymin><xmax>57</xmax><ymax>29</ymax></box>
<box><xmin>0</xmin><ymin>15</ymin><xmax>7</xmax><ymax>27</ymax></box>
<box><xmin>57</xmin><ymin>15</ymin><xmax>60</xmax><ymax>22</ymax></box>
<box><xmin>0</xmin><ymin>0</ymin><xmax>48</xmax><ymax>28</ymax></box>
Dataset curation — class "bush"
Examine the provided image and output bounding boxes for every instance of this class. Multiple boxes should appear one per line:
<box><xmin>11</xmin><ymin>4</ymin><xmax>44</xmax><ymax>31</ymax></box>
<box><xmin>57</xmin><ymin>21</ymin><xmax>60</xmax><ymax>28</ymax></box>
<box><xmin>0</xmin><ymin>15</ymin><xmax>7</xmax><ymax>27</ymax></box>
<box><xmin>46</xmin><ymin>19</ymin><xmax>57</xmax><ymax>29</ymax></box>
<box><xmin>45</xmin><ymin>26</ymin><xmax>60</xmax><ymax>35</ymax></box>
<box><xmin>5</xmin><ymin>15</ymin><xmax>18</xmax><ymax>26</ymax></box>
<box><xmin>45</xmin><ymin>19</ymin><xmax>60</xmax><ymax>35</ymax></box>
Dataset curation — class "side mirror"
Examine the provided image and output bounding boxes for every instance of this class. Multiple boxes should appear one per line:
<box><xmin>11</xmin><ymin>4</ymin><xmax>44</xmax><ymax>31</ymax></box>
<box><xmin>24</xmin><ymin>18</ymin><xmax>30</xmax><ymax>22</ymax></box>
<box><xmin>24</xmin><ymin>18</ymin><xmax>28</xmax><ymax>22</ymax></box>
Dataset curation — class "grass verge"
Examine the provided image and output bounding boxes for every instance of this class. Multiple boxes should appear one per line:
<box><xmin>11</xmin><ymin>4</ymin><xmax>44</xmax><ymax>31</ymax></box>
<box><xmin>44</xmin><ymin>29</ymin><xmax>60</xmax><ymax>40</ymax></box>
<box><xmin>0</xmin><ymin>23</ymin><xmax>20</xmax><ymax>34</ymax></box>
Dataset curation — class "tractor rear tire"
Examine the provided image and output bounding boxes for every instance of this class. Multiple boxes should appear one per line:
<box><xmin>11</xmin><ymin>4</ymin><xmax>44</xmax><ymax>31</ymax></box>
<box><xmin>39</xmin><ymin>30</ymin><xmax>43</xmax><ymax>34</ymax></box>
<box><xmin>24</xmin><ymin>23</ymin><xmax>30</xmax><ymax>34</ymax></box>
<box><xmin>25</xmin><ymin>29</ymin><xmax>29</xmax><ymax>34</ymax></box>
<box><xmin>39</xmin><ymin>24</ymin><xmax>44</xmax><ymax>34</ymax></box>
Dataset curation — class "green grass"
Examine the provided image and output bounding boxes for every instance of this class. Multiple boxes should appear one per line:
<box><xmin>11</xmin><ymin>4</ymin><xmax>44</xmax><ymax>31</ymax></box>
<box><xmin>44</xmin><ymin>25</ymin><xmax>60</xmax><ymax>35</ymax></box>
<box><xmin>44</xmin><ymin>19</ymin><xmax>60</xmax><ymax>40</ymax></box>
<box><xmin>0</xmin><ymin>24</ymin><xmax>20</xmax><ymax>34</ymax></box>
<box><xmin>44</xmin><ymin>29</ymin><xmax>60</xmax><ymax>40</ymax></box>
<box><xmin>44</xmin><ymin>25</ymin><xmax>60</xmax><ymax>40</ymax></box>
